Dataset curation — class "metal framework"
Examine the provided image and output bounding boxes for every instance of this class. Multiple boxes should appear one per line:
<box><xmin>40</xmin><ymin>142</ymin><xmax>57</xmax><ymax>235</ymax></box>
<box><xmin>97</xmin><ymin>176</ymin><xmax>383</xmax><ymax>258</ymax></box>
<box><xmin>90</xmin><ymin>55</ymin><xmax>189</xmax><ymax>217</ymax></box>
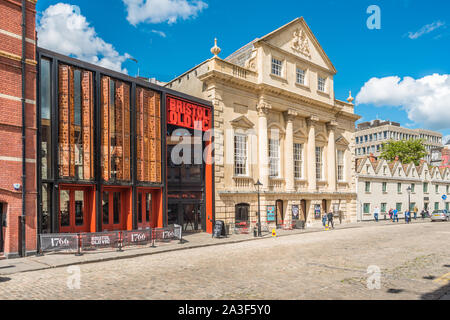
<box><xmin>36</xmin><ymin>47</ymin><xmax>215</xmax><ymax>239</ymax></box>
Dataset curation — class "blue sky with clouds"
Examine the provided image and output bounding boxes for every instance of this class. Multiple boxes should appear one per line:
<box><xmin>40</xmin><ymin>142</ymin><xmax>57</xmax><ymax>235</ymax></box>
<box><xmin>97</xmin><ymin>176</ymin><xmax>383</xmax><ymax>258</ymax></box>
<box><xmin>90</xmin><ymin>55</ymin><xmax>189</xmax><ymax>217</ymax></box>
<box><xmin>35</xmin><ymin>0</ymin><xmax>450</xmax><ymax>141</ymax></box>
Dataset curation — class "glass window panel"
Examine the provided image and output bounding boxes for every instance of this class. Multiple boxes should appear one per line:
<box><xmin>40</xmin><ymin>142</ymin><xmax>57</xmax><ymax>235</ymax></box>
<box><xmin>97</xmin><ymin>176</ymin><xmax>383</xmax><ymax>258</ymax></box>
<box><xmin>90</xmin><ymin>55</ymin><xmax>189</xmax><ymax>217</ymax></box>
<box><xmin>73</xmin><ymin>70</ymin><xmax>84</xmax><ymax>179</ymax></box>
<box><xmin>74</xmin><ymin>191</ymin><xmax>84</xmax><ymax>226</ymax></box>
<box><xmin>41</xmin><ymin>184</ymin><xmax>51</xmax><ymax>233</ymax></box>
<box><xmin>146</xmin><ymin>193</ymin><xmax>152</xmax><ymax>222</ymax></box>
<box><xmin>294</xmin><ymin>143</ymin><xmax>303</xmax><ymax>179</ymax></box>
<box><xmin>296</xmin><ymin>68</ymin><xmax>305</xmax><ymax>85</ymax></box>
<box><xmin>269</xmin><ymin>139</ymin><xmax>280</xmax><ymax>178</ymax></box>
<box><xmin>40</xmin><ymin>59</ymin><xmax>52</xmax><ymax>180</ymax></box>
<box><xmin>113</xmin><ymin>192</ymin><xmax>121</xmax><ymax>224</ymax></box>
<box><xmin>234</xmin><ymin>134</ymin><xmax>247</xmax><ymax>176</ymax></box>
<box><xmin>59</xmin><ymin>190</ymin><xmax>70</xmax><ymax>227</ymax></box>
<box><xmin>102</xmin><ymin>192</ymin><xmax>109</xmax><ymax>225</ymax></box>
<box><xmin>271</xmin><ymin>58</ymin><xmax>282</xmax><ymax>76</ymax></box>
<box><xmin>138</xmin><ymin>192</ymin><xmax>142</xmax><ymax>223</ymax></box>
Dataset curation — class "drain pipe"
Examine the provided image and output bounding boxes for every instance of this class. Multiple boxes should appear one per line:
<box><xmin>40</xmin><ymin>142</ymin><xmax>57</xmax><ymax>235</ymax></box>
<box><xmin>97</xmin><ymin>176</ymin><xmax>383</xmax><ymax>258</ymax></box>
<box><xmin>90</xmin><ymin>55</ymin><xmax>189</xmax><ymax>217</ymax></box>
<box><xmin>20</xmin><ymin>0</ymin><xmax>27</xmax><ymax>257</ymax></box>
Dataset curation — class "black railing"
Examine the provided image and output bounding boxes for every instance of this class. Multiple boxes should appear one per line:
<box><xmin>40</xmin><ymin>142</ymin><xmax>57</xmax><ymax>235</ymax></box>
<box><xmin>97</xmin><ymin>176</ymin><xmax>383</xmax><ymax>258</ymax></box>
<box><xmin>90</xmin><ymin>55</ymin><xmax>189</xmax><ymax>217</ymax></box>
<box><xmin>38</xmin><ymin>225</ymin><xmax>182</xmax><ymax>256</ymax></box>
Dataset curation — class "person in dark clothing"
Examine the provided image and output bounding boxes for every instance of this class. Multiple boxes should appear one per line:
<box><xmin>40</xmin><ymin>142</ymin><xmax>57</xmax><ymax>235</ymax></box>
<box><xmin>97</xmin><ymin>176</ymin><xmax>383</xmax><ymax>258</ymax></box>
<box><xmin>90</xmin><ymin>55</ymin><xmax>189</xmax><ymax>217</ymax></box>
<box><xmin>327</xmin><ymin>211</ymin><xmax>334</xmax><ymax>229</ymax></box>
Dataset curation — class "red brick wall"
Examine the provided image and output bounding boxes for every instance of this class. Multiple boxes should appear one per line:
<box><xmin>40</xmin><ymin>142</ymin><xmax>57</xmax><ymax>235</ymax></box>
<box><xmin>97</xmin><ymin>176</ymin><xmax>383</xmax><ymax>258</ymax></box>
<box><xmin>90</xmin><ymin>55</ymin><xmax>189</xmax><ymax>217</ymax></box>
<box><xmin>0</xmin><ymin>0</ymin><xmax>37</xmax><ymax>257</ymax></box>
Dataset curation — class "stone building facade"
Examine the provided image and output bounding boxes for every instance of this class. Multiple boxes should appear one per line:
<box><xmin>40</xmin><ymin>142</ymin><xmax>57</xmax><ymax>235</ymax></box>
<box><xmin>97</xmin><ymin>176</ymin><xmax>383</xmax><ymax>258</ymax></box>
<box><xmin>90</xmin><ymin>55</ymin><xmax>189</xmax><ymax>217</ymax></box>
<box><xmin>167</xmin><ymin>18</ymin><xmax>360</xmax><ymax>229</ymax></box>
<box><xmin>356</xmin><ymin>156</ymin><xmax>450</xmax><ymax>221</ymax></box>
<box><xmin>355</xmin><ymin>120</ymin><xmax>443</xmax><ymax>163</ymax></box>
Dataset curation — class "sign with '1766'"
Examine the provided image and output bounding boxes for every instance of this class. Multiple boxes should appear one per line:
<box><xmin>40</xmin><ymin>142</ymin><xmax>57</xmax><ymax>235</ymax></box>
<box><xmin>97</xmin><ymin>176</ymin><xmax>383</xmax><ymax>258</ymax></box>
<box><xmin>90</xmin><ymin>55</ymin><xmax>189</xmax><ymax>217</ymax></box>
<box><xmin>166</xmin><ymin>95</ymin><xmax>211</xmax><ymax>132</ymax></box>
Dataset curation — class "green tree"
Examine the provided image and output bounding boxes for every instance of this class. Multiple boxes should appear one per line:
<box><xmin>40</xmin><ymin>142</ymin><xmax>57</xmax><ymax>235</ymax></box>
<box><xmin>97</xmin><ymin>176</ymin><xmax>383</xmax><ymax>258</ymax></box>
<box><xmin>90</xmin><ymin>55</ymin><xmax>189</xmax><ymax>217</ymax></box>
<box><xmin>380</xmin><ymin>139</ymin><xmax>427</xmax><ymax>166</ymax></box>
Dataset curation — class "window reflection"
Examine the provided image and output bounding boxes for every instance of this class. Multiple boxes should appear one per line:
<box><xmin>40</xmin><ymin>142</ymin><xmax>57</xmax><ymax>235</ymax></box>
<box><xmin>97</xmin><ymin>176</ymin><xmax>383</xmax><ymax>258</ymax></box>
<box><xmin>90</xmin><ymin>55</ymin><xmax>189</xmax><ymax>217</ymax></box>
<box><xmin>40</xmin><ymin>59</ymin><xmax>51</xmax><ymax>180</ymax></box>
<box><xmin>59</xmin><ymin>190</ymin><xmax>70</xmax><ymax>227</ymax></box>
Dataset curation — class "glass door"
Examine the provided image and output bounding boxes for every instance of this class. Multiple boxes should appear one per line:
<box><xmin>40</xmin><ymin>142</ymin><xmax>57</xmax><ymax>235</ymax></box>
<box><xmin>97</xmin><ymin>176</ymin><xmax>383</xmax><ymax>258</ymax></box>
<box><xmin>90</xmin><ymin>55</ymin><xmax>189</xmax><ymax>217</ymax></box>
<box><xmin>183</xmin><ymin>203</ymin><xmax>203</xmax><ymax>232</ymax></box>
<box><xmin>102</xmin><ymin>189</ymin><xmax>125</xmax><ymax>231</ymax></box>
<box><xmin>137</xmin><ymin>192</ymin><xmax>152</xmax><ymax>230</ymax></box>
<box><xmin>59</xmin><ymin>188</ymin><xmax>89</xmax><ymax>233</ymax></box>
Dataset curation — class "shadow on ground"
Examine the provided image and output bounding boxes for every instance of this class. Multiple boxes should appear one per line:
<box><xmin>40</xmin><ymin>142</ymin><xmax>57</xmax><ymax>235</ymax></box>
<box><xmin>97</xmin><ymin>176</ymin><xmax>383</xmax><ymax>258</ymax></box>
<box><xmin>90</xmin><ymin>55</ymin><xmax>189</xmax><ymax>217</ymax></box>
<box><xmin>421</xmin><ymin>283</ymin><xmax>450</xmax><ymax>300</ymax></box>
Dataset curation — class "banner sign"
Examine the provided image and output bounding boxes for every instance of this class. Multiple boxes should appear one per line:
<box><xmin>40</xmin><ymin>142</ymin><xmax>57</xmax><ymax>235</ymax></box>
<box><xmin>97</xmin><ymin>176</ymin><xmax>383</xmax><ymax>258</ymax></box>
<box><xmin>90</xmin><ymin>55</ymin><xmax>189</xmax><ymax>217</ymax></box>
<box><xmin>40</xmin><ymin>233</ymin><xmax>79</xmax><ymax>253</ymax></box>
<box><xmin>81</xmin><ymin>231</ymin><xmax>119</xmax><ymax>251</ymax></box>
<box><xmin>153</xmin><ymin>225</ymin><xmax>182</xmax><ymax>242</ymax></box>
<box><xmin>267</xmin><ymin>206</ymin><xmax>276</xmax><ymax>222</ymax></box>
<box><xmin>166</xmin><ymin>95</ymin><xmax>211</xmax><ymax>132</ymax></box>
<box><xmin>314</xmin><ymin>204</ymin><xmax>321</xmax><ymax>220</ymax></box>
<box><xmin>122</xmin><ymin>229</ymin><xmax>152</xmax><ymax>246</ymax></box>
<box><xmin>292</xmin><ymin>205</ymin><xmax>299</xmax><ymax>221</ymax></box>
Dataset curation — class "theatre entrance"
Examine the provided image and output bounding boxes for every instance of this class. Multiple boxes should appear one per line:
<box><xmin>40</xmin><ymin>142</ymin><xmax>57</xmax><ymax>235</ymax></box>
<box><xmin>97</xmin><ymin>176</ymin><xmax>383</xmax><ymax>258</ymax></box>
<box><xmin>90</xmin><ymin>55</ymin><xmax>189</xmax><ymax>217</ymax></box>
<box><xmin>168</xmin><ymin>201</ymin><xmax>204</xmax><ymax>233</ymax></box>
<box><xmin>58</xmin><ymin>185</ymin><xmax>94</xmax><ymax>233</ymax></box>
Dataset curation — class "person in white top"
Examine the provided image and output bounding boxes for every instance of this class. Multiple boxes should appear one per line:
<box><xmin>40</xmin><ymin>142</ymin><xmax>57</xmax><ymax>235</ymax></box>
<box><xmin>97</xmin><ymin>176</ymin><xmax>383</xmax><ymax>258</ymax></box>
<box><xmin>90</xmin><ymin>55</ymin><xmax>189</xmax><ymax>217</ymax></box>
<box><xmin>374</xmin><ymin>206</ymin><xmax>380</xmax><ymax>222</ymax></box>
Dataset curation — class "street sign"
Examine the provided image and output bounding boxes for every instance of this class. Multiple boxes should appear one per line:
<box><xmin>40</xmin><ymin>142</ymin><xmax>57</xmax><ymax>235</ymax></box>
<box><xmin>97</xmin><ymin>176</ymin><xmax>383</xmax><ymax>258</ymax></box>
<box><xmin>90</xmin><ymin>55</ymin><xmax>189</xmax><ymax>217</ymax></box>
<box><xmin>443</xmin><ymin>195</ymin><xmax>447</xmax><ymax>201</ymax></box>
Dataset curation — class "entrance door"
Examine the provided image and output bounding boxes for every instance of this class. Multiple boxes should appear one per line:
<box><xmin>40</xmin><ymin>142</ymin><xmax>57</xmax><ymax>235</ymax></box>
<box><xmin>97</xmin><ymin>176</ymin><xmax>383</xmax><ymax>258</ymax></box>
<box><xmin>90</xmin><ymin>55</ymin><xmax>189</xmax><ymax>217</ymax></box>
<box><xmin>168</xmin><ymin>203</ymin><xmax>179</xmax><ymax>226</ymax></box>
<box><xmin>137</xmin><ymin>191</ymin><xmax>152</xmax><ymax>230</ymax></box>
<box><xmin>322</xmin><ymin>199</ymin><xmax>328</xmax><ymax>214</ymax></box>
<box><xmin>300</xmin><ymin>200</ymin><xmax>307</xmax><ymax>221</ymax></box>
<box><xmin>102</xmin><ymin>189</ymin><xmax>128</xmax><ymax>231</ymax></box>
<box><xmin>183</xmin><ymin>203</ymin><xmax>202</xmax><ymax>232</ymax></box>
<box><xmin>276</xmin><ymin>200</ymin><xmax>284</xmax><ymax>226</ymax></box>
<box><xmin>59</xmin><ymin>187</ymin><xmax>91</xmax><ymax>233</ymax></box>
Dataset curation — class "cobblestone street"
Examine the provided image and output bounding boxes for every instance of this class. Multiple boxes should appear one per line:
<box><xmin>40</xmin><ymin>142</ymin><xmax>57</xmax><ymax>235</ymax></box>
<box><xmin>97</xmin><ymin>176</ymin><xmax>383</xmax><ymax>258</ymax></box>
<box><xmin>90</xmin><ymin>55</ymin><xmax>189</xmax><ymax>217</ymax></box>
<box><xmin>0</xmin><ymin>221</ymin><xmax>449</xmax><ymax>300</ymax></box>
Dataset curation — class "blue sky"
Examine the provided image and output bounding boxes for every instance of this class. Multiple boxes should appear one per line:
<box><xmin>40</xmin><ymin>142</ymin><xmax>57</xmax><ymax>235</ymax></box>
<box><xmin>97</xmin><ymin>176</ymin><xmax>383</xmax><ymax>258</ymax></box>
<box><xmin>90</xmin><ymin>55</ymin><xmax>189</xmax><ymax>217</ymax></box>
<box><xmin>36</xmin><ymin>0</ymin><xmax>450</xmax><ymax>141</ymax></box>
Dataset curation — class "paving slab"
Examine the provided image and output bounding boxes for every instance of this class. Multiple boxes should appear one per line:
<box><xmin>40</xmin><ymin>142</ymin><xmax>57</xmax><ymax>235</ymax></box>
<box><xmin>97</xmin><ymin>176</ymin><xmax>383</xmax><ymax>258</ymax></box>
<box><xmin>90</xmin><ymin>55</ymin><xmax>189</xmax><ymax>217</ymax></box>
<box><xmin>0</xmin><ymin>219</ymin><xmax>433</xmax><ymax>276</ymax></box>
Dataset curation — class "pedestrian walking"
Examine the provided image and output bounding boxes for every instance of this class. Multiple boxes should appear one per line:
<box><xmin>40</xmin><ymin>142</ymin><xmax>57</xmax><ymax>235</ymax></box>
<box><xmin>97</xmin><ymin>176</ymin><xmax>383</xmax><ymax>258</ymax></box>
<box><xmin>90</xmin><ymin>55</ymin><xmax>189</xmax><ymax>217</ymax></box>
<box><xmin>373</xmin><ymin>206</ymin><xmax>380</xmax><ymax>222</ymax></box>
<box><xmin>414</xmin><ymin>206</ymin><xmax>418</xmax><ymax>220</ymax></box>
<box><xmin>393</xmin><ymin>209</ymin><xmax>399</xmax><ymax>223</ymax></box>
<box><xmin>322</xmin><ymin>212</ymin><xmax>327</xmax><ymax>227</ymax></box>
<box><xmin>389</xmin><ymin>209</ymin><xmax>393</xmax><ymax>221</ymax></box>
<box><xmin>327</xmin><ymin>211</ymin><xmax>334</xmax><ymax>229</ymax></box>
<box><xmin>405</xmin><ymin>210</ymin><xmax>410</xmax><ymax>224</ymax></box>
<box><xmin>421</xmin><ymin>209</ymin><xmax>425</xmax><ymax>220</ymax></box>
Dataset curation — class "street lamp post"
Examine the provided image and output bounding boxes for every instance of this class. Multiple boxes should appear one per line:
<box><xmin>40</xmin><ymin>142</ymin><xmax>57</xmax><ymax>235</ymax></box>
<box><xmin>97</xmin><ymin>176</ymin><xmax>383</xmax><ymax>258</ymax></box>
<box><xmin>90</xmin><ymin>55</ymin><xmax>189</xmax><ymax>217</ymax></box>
<box><xmin>255</xmin><ymin>180</ymin><xmax>263</xmax><ymax>237</ymax></box>
<box><xmin>407</xmin><ymin>186</ymin><xmax>412</xmax><ymax>222</ymax></box>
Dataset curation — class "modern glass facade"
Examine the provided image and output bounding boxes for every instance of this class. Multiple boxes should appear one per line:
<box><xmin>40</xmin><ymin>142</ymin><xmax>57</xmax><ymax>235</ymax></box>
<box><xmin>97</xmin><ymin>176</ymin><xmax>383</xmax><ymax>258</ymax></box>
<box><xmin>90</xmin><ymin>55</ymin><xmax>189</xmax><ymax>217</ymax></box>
<box><xmin>37</xmin><ymin>48</ymin><xmax>214</xmax><ymax>237</ymax></box>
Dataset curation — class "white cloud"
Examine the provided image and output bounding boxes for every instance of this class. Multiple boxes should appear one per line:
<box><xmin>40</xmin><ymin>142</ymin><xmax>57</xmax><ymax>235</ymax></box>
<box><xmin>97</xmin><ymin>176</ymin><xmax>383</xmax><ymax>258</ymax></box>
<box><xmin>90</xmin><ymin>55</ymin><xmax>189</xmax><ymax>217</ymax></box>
<box><xmin>37</xmin><ymin>3</ymin><xmax>131</xmax><ymax>73</ymax></box>
<box><xmin>356</xmin><ymin>74</ymin><xmax>450</xmax><ymax>130</ymax></box>
<box><xmin>151</xmin><ymin>30</ymin><xmax>167</xmax><ymax>37</ymax></box>
<box><xmin>444</xmin><ymin>135</ymin><xmax>450</xmax><ymax>145</ymax></box>
<box><xmin>123</xmin><ymin>0</ymin><xmax>208</xmax><ymax>25</ymax></box>
<box><xmin>407</xmin><ymin>21</ymin><xmax>445</xmax><ymax>39</ymax></box>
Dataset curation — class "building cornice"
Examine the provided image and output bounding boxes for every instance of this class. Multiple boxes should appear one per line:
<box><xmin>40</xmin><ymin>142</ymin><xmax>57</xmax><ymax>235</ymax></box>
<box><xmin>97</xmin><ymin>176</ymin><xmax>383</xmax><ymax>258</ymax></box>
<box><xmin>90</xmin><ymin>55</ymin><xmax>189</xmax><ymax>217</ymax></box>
<box><xmin>198</xmin><ymin>68</ymin><xmax>359</xmax><ymax>122</ymax></box>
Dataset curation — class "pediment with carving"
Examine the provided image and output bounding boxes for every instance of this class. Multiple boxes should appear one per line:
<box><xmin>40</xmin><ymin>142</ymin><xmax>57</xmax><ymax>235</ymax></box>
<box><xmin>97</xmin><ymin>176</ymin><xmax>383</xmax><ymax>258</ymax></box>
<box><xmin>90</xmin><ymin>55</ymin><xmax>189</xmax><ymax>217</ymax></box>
<box><xmin>291</xmin><ymin>28</ymin><xmax>311</xmax><ymax>58</ymax></box>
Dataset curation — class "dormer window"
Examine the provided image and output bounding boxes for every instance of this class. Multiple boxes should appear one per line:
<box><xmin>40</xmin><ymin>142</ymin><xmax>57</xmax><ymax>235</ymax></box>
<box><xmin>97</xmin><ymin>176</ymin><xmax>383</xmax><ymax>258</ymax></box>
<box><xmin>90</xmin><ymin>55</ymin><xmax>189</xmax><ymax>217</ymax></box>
<box><xmin>318</xmin><ymin>76</ymin><xmax>326</xmax><ymax>92</ymax></box>
<box><xmin>271</xmin><ymin>58</ymin><xmax>283</xmax><ymax>77</ymax></box>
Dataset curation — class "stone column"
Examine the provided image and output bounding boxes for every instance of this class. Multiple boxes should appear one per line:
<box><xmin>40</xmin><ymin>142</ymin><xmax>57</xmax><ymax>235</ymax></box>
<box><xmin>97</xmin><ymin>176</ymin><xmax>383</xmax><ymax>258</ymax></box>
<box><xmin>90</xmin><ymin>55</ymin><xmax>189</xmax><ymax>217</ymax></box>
<box><xmin>307</xmin><ymin>116</ymin><xmax>319</xmax><ymax>191</ymax></box>
<box><xmin>327</xmin><ymin>120</ymin><xmax>338</xmax><ymax>192</ymax></box>
<box><xmin>284</xmin><ymin>109</ymin><xmax>297</xmax><ymax>192</ymax></box>
<box><xmin>257</xmin><ymin>98</ymin><xmax>271</xmax><ymax>190</ymax></box>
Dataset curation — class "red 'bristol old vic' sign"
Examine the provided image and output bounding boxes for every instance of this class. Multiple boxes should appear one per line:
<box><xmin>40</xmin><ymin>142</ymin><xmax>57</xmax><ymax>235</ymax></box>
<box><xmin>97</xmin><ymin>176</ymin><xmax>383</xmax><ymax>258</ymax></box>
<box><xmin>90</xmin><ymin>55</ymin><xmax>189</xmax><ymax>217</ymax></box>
<box><xmin>166</xmin><ymin>95</ymin><xmax>211</xmax><ymax>132</ymax></box>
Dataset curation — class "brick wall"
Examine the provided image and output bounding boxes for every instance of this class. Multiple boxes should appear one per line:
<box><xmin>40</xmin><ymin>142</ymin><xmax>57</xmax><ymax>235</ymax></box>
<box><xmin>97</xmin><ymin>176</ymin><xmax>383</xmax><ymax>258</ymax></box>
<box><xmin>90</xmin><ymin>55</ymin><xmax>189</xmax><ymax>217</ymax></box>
<box><xmin>0</xmin><ymin>0</ymin><xmax>37</xmax><ymax>257</ymax></box>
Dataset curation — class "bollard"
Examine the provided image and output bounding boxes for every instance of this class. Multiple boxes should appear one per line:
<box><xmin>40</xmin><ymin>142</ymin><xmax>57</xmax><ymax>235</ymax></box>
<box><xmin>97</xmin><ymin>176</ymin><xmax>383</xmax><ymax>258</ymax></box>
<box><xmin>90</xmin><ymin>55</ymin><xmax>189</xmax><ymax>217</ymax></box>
<box><xmin>151</xmin><ymin>230</ymin><xmax>156</xmax><ymax>248</ymax></box>
<box><xmin>117</xmin><ymin>231</ymin><xmax>124</xmax><ymax>252</ymax></box>
<box><xmin>75</xmin><ymin>233</ymin><xmax>83</xmax><ymax>256</ymax></box>
<box><xmin>179</xmin><ymin>230</ymin><xmax>184</xmax><ymax>244</ymax></box>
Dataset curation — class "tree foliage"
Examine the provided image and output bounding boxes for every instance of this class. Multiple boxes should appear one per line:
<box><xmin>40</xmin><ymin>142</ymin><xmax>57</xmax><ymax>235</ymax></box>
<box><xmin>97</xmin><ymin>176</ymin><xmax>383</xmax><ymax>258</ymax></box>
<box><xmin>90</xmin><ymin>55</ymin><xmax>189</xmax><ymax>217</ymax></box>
<box><xmin>380</xmin><ymin>139</ymin><xmax>427</xmax><ymax>166</ymax></box>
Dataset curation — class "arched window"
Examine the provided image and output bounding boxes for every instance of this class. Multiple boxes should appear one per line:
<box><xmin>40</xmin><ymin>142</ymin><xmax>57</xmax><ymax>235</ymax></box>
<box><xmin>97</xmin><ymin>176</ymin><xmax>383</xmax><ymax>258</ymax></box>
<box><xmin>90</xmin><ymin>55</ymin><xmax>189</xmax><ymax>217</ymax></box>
<box><xmin>235</xmin><ymin>203</ymin><xmax>250</xmax><ymax>224</ymax></box>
